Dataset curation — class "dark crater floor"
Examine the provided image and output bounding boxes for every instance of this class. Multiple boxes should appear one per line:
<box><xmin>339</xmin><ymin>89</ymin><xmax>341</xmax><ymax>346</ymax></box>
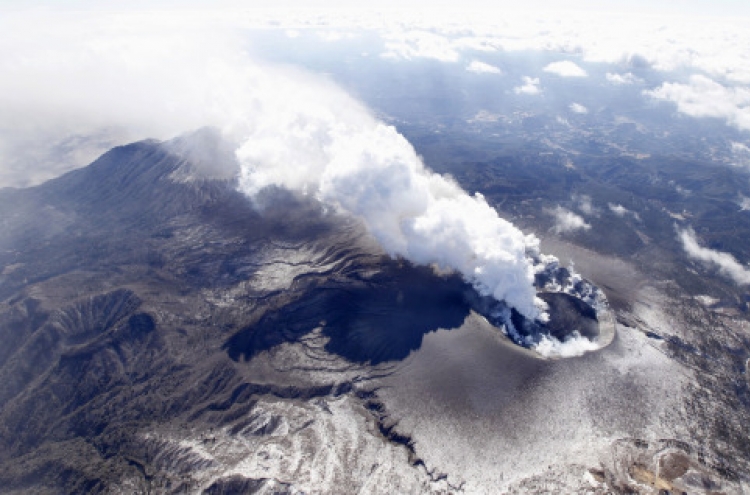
<box><xmin>512</xmin><ymin>291</ymin><xmax>600</xmax><ymax>343</ymax></box>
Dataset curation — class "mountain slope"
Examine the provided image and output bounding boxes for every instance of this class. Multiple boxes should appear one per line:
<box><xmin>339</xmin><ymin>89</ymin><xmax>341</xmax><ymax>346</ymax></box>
<box><xmin>0</xmin><ymin>132</ymin><xmax>514</xmax><ymax>493</ymax></box>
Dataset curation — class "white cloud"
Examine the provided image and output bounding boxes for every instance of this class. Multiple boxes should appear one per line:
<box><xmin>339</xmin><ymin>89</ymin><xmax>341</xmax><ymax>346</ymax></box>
<box><xmin>573</xmin><ymin>194</ymin><xmax>595</xmax><ymax>216</ymax></box>
<box><xmin>645</xmin><ymin>75</ymin><xmax>750</xmax><ymax>132</ymax></box>
<box><xmin>679</xmin><ymin>227</ymin><xmax>750</xmax><ymax>285</ymax></box>
<box><xmin>738</xmin><ymin>195</ymin><xmax>750</xmax><ymax>211</ymax></box>
<box><xmin>569</xmin><ymin>102</ymin><xmax>588</xmax><ymax>114</ymax></box>
<box><xmin>514</xmin><ymin>76</ymin><xmax>541</xmax><ymax>95</ymax></box>
<box><xmin>543</xmin><ymin>60</ymin><xmax>587</xmax><ymax>78</ymax></box>
<box><xmin>608</xmin><ymin>203</ymin><xmax>629</xmax><ymax>216</ymax></box>
<box><xmin>238</xmin><ymin>105</ymin><xmax>547</xmax><ymax>318</ymax></box>
<box><xmin>606</xmin><ymin>72</ymin><xmax>641</xmax><ymax>85</ymax></box>
<box><xmin>466</xmin><ymin>60</ymin><xmax>502</xmax><ymax>74</ymax></box>
<box><xmin>547</xmin><ymin>206</ymin><xmax>591</xmax><ymax>234</ymax></box>
<box><xmin>731</xmin><ymin>142</ymin><xmax>750</xmax><ymax>168</ymax></box>
<box><xmin>608</xmin><ymin>203</ymin><xmax>640</xmax><ymax>221</ymax></box>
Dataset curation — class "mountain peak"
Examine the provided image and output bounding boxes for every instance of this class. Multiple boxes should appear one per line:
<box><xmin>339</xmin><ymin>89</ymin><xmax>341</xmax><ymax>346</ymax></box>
<box><xmin>163</xmin><ymin>127</ymin><xmax>240</xmax><ymax>183</ymax></box>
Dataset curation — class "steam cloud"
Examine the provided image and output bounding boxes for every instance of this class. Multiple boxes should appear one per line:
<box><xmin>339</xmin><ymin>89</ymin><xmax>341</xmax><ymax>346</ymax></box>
<box><xmin>233</xmin><ymin>67</ymin><xmax>545</xmax><ymax>320</ymax></box>
<box><xmin>0</xmin><ymin>10</ymin><xmax>547</xmax><ymax>320</ymax></box>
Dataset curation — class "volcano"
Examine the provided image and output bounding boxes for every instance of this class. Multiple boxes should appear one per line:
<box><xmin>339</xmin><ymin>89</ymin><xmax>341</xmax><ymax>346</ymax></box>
<box><xmin>0</xmin><ymin>131</ymin><xmax>628</xmax><ymax>493</ymax></box>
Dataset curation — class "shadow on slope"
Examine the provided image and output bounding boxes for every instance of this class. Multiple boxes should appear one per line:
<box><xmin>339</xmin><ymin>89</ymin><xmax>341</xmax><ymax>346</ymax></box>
<box><xmin>225</xmin><ymin>263</ymin><xmax>474</xmax><ymax>365</ymax></box>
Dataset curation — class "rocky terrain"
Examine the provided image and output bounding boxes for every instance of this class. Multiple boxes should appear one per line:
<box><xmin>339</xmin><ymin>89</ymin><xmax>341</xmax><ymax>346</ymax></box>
<box><xmin>0</xmin><ymin>131</ymin><xmax>748</xmax><ymax>494</ymax></box>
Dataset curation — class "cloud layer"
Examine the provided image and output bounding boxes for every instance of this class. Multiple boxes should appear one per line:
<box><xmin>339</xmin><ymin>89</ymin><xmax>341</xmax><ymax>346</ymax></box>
<box><xmin>262</xmin><ymin>9</ymin><xmax>750</xmax><ymax>134</ymax></box>
<box><xmin>646</xmin><ymin>75</ymin><xmax>750</xmax><ymax>132</ymax></box>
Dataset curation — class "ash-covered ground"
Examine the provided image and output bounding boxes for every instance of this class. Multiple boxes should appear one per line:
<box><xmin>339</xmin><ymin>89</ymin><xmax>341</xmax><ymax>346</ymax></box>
<box><xmin>0</xmin><ymin>132</ymin><xmax>748</xmax><ymax>494</ymax></box>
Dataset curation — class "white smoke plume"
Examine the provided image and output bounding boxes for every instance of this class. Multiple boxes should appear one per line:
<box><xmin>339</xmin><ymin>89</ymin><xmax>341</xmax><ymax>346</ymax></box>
<box><xmin>535</xmin><ymin>332</ymin><xmax>600</xmax><ymax>358</ymax></box>
<box><xmin>0</xmin><ymin>9</ymin><xmax>548</xmax><ymax>320</ymax></box>
<box><xmin>232</xmin><ymin>71</ymin><xmax>545</xmax><ymax>320</ymax></box>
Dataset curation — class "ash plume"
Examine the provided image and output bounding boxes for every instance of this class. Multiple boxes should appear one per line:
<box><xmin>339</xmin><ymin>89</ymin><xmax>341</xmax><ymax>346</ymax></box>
<box><xmin>228</xmin><ymin>69</ymin><xmax>547</xmax><ymax>319</ymax></box>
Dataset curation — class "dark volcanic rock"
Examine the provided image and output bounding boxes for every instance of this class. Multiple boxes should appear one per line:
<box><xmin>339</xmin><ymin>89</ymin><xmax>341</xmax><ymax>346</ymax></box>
<box><xmin>539</xmin><ymin>291</ymin><xmax>599</xmax><ymax>341</ymax></box>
